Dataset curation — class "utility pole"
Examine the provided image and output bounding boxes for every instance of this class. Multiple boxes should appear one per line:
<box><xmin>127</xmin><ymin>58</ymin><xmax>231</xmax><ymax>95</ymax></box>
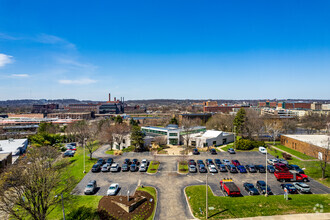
<box><xmin>83</xmin><ymin>138</ymin><xmax>87</xmax><ymax>173</ymax></box>
<box><xmin>61</xmin><ymin>193</ymin><xmax>65</xmax><ymax>220</ymax></box>
<box><xmin>265</xmin><ymin>148</ymin><xmax>268</xmax><ymax>197</ymax></box>
<box><xmin>206</xmin><ymin>174</ymin><xmax>208</xmax><ymax>220</ymax></box>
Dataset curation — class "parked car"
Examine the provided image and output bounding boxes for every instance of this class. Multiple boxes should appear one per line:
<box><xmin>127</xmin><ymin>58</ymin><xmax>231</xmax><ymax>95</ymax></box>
<box><xmin>63</xmin><ymin>150</ymin><xmax>75</xmax><ymax>157</ymax></box>
<box><xmin>222</xmin><ymin>159</ymin><xmax>230</xmax><ymax>165</ymax></box>
<box><xmin>237</xmin><ymin>165</ymin><xmax>247</xmax><ymax>173</ymax></box>
<box><xmin>197</xmin><ymin>160</ymin><xmax>204</xmax><ymax>165</ymax></box>
<box><xmin>231</xmin><ymin>160</ymin><xmax>240</xmax><ymax>166</ymax></box>
<box><xmin>274</xmin><ymin>163</ymin><xmax>289</xmax><ymax>171</ymax></box>
<box><xmin>274</xmin><ymin>171</ymin><xmax>309</xmax><ymax>182</ymax></box>
<box><xmin>208</xmin><ymin>164</ymin><xmax>218</xmax><ymax>173</ymax></box>
<box><xmin>124</xmin><ymin>159</ymin><xmax>131</xmax><ymax>165</ymax></box>
<box><xmin>84</xmin><ymin>180</ymin><xmax>97</xmax><ymax>195</ymax></box>
<box><xmin>96</xmin><ymin>158</ymin><xmax>105</xmax><ymax>166</ymax></box>
<box><xmin>267</xmin><ymin>158</ymin><xmax>279</xmax><ymax>165</ymax></box>
<box><xmin>205</xmin><ymin>159</ymin><xmax>213</xmax><ymax>166</ymax></box>
<box><xmin>278</xmin><ymin>159</ymin><xmax>289</xmax><ymax>165</ymax></box>
<box><xmin>227</xmin><ymin>165</ymin><xmax>238</xmax><ymax>173</ymax></box>
<box><xmin>91</xmin><ymin>164</ymin><xmax>101</xmax><ymax>172</ymax></box>
<box><xmin>107</xmin><ymin>183</ymin><xmax>119</xmax><ymax>196</ymax></box>
<box><xmin>122</xmin><ymin>163</ymin><xmax>129</xmax><ymax>172</ymax></box>
<box><xmin>132</xmin><ymin>159</ymin><xmax>139</xmax><ymax>165</ymax></box>
<box><xmin>130</xmin><ymin>164</ymin><xmax>138</xmax><ymax>172</ymax></box>
<box><xmin>256</xmin><ymin>180</ymin><xmax>272</xmax><ymax>194</ymax></box>
<box><xmin>243</xmin><ymin>182</ymin><xmax>259</xmax><ymax>195</ymax></box>
<box><xmin>198</xmin><ymin>164</ymin><xmax>207</xmax><ymax>173</ymax></box>
<box><xmin>106</xmin><ymin>158</ymin><xmax>113</xmax><ymax>165</ymax></box>
<box><xmin>141</xmin><ymin>159</ymin><xmax>149</xmax><ymax>165</ymax></box>
<box><xmin>67</xmin><ymin>146</ymin><xmax>77</xmax><ymax>151</ymax></box>
<box><xmin>255</xmin><ymin>165</ymin><xmax>266</xmax><ymax>173</ymax></box>
<box><xmin>220</xmin><ymin>179</ymin><xmax>241</xmax><ymax>197</ymax></box>
<box><xmin>267</xmin><ymin>165</ymin><xmax>275</xmax><ymax>173</ymax></box>
<box><xmin>101</xmin><ymin>163</ymin><xmax>110</xmax><ymax>172</ymax></box>
<box><xmin>280</xmin><ymin>183</ymin><xmax>298</xmax><ymax>194</ymax></box>
<box><xmin>210</xmin><ymin>149</ymin><xmax>217</xmax><ymax>155</ymax></box>
<box><xmin>259</xmin><ymin>146</ymin><xmax>267</xmax><ymax>154</ymax></box>
<box><xmin>189</xmin><ymin>164</ymin><xmax>197</xmax><ymax>173</ymax></box>
<box><xmin>288</xmin><ymin>165</ymin><xmax>304</xmax><ymax>174</ymax></box>
<box><xmin>139</xmin><ymin>164</ymin><xmax>147</xmax><ymax>172</ymax></box>
<box><xmin>227</xmin><ymin>148</ymin><xmax>235</xmax><ymax>154</ymax></box>
<box><xmin>219</xmin><ymin>164</ymin><xmax>228</xmax><ymax>172</ymax></box>
<box><xmin>245</xmin><ymin>164</ymin><xmax>257</xmax><ymax>173</ymax></box>
<box><xmin>193</xmin><ymin>148</ymin><xmax>200</xmax><ymax>155</ymax></box>
<box><xmin>188</xmin><ymin>159</ymin><xmax>196</xmax><ymax>166</ymax></box>
<box><xmin>69</xmin><ymin>142</ymin><xmax>76</xmax><ymax>146</ymax></box>
<box><xmin>293</xmin><ymin>182</ymin><xmax>311</xmax><ymax>193</ymax></box>
<box><xmin>214</xmin><ymin>159</ymin><xmax>222</xmax><ymax>166</ymax></box>
<box><xmin>110</xmin><ymin>163</ymin><xmax>120</xmax><ymax>172</ymax></box>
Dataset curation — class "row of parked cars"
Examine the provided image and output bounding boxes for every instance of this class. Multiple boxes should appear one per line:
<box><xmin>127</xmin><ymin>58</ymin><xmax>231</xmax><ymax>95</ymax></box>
<box><xmin>192</xmin><ymin>148</ymin><xmax>236</xmax><ymax>155</ymax></box>
<box><xmin>63</xmin><ymin>143</ymin><xmax>77</xmax><ymax>157</ymax></box>
<box><xmin>187</xmin><ymin>159</ymin><xmax>276</xmax><ymax>174</ymax></box>
<box><xmin>91</xmin><ymin>158</ymin><xmax>150</xmax><ymax>173</ymax></box>
<box><xmin>84</xmin><ymin>180</ymin><xmax>120</xmax><ymax>196</ymax></box>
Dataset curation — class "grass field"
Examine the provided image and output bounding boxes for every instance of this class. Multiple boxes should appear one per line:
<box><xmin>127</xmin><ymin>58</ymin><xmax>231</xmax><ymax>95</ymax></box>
<box><xmin>136</xmin><ymin>186</ymin><xmax>157</xmax><ymax>220</ymax></box>
<box><xmin>105</xmin><ymin>150</ymin><xmax>114</xmax><ymax>155</ymax></box>
<box><xmin>49</xmin><ymin>146</ymin><xmax>100</xmax><ymax>219</ymax></box>
<box><xmin>147</xmin><ymin>161</ymin><xmax>160</xmax><ymax>173</ymax></box>
<box><xmin>186</xmin><ymin>185</ymin><xmax>330</xmax><ymax>220</ymax></box>
<box><xmin>271</xmin><ymin>144</ymin><xmax>316</xmax><ymax>160</ymax></box>
<box><xmin>179</xmin><ymin>161</ymin><xmax>189</xmax><ymax>174</ymax></box>
<box><xmin>267</xmin><ymin>147</ymin><xmax>330</xmax><ymax>187</ymax></box>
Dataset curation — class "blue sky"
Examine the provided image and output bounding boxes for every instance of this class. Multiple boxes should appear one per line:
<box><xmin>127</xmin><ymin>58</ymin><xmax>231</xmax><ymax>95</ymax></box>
<box><xmin>0</xmin><ymin>0</ymin><xmax>330</xmax><ymax>100</ymax></box>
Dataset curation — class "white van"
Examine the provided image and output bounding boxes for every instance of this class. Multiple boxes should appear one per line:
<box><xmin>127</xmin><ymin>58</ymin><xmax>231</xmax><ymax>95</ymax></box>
<box><xmin>259</xmin><ymin>146</ymin><xmax>267</xmax><ymax>154</ymax></box>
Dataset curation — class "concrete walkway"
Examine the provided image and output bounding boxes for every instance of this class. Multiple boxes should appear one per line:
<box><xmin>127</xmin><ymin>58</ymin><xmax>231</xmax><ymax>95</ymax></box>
<box><xmin>270</xmin><ymin>145</ymin><xmax>318</xmax><ymax>162</ymax></box>
<box><xmin>230</xmin><ymin>212</ymin><xmax>330</xmax><ymax>220</ymax></box>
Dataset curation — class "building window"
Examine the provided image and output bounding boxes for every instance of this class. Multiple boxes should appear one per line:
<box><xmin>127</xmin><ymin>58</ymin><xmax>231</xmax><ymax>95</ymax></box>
<box><xmin>169</xmin><ymin>133</ymin><xmax>177</xmax><ymax>136</ymax></box>
<box><xmin>213</xmin><ymin>141</ymin><xmax>216</xmax><ymax>145</ymax></box>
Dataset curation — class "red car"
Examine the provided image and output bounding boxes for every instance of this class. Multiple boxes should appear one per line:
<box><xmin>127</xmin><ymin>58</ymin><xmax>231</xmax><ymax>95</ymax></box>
<box><xmin>231</xmin><ymin>160</ymin><xmax>240</xmax><ymax>167</ymax></box>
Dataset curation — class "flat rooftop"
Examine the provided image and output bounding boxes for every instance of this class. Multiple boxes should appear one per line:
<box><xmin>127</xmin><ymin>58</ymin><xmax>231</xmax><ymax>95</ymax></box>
<box><xmin>0</xmin><ymin>138</ymin><xmax>28</xmax><ymax>155</ymax></box>
<box><xmin>283</xmin><ymin>135</ymin><xmax>329</xmax><ymax>149</ymax></box>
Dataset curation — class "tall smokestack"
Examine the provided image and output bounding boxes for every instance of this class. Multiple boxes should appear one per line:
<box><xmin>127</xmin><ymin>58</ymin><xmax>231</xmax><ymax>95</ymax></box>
<box><xmin>109</xmin><ymin>93</ymin><xmax>111</xmax><ymax>102</ymax></box>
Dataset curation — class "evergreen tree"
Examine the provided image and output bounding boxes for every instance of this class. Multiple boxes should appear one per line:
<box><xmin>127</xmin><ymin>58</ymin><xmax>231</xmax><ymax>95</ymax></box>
<box><xmin>169</xmin><ymin>117</ymin><xmax>178</xmax><ymax>125</ymax></box>
<box><xmin>131</xmin><ymin>126</ymin><xmax>144</xmax><ymax>151</ymax></box>
<box><xmin>114</xmin><ymin>115</ymin><xmax>123</xmax><ymax>124</ymax></box>
<box><xmin>233</xmin><ymin>108</ymin><xmax>246</xmax><ymax>136</ymax></box>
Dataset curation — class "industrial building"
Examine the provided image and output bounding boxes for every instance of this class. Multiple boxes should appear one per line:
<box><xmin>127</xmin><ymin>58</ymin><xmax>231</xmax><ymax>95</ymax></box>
<box><xmin>0</xmin><ymin>138</ymin><xmax>28</xmax><ymax>164</ymax></box>
<box><xmin>281</xmin><ymin>135</ymin><xmax>330</xmax><ymax>161</ymax></box>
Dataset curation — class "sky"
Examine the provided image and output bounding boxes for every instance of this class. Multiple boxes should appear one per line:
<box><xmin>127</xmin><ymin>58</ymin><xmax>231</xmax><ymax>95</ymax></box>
<box><xmin>0</xmin><ymin>0</ymin><xmax>330</xmax><ymax>101</ymax></box>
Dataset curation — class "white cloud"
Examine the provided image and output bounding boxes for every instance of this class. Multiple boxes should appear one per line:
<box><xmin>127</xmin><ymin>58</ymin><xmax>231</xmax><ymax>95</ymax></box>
<box><xmin>58</xmin><ymin>78</ymin><xmax>97</xmax><ymax>85</ymax></box>
<box><xmin>10</xmin><ymin>74</ymin><xmax>29</xmax><ymax>78</ymax></box>
<box><xmin>36</xmin><ymin>34</ymin><xmax>76</xmax><ymax>49</ymax></box>
<box><xmin>57</xmin><ymin>58</ymin><xmax>97</xmax><ymax>70</ymax></box>
<box><xmin>0</xmin><ymin>53</ymin><xmax>14</xmax><ymax>67</ymax></box>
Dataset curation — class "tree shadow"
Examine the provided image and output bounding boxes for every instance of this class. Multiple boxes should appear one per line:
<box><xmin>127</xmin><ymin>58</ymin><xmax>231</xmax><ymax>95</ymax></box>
<box><xmin>208</xmin><ymin>209</ymin><xmax>229</xmax><ymax>219</ymax></box>
<box><xmin>65</xmin><ymin>206</ymin><xmax>99</xmax><ymax>220</ymax></box>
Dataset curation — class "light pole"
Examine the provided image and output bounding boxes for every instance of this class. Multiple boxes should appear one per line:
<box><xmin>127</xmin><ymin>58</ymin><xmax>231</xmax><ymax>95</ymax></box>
<box><xmin>55</xmin><ymin>193</ymin><xmax>65</xmax><ymax>220</ymax></box>
<box><xmin>83</xmin><ymin>138</ymin><xmax>87</xmax><ymax>173</ymax></box>
<box><xmin>265</xmin><ymin>148</ymin><xmax>268</xmax><ymax>197</ymax></box>
<box><xmin>206</xmin><ymin>173</ymin><xmax>208</xmax><ymax>220</ymax></box>
<box><xmin>233</xmin><ymin>126</ymin><xmax>236</xmax><ymax>149</ymax></box>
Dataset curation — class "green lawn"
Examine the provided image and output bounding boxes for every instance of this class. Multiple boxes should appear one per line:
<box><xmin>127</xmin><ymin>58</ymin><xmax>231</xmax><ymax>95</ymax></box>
<box><xmin>186</xmin><ymin>185</ymin><xmax>330</xmax><ymax>220</ymax></box>
<box><xmin>105</xmin><ymin>150</ymin><xmax>114</xmax><ymax>155</ymax></box>
<box><xmin>178</xmin><ymin>161</ymin><xmax>189</xmax><ymax>174</ymax></box>
<box><xmin>136</xmin><ymin>186</ymin><xmax>157</xmax><ymax>220</ymax></box>
<box><xmin>147</xmin><ymin>161</ymin><xmax>160</xmax><ymax>173</ymax></box>
<box><xmin>271</xmin><ymin>144</ymin><xmax>316</xmax><ymax>160</ymax></box>
<box><xmin>221</xmin><ymin>143</ymin><xmax>259</xmax><ymax>152</ymax></box>
<box><xmin>49</xmin><ymin>146</ymin><xmax>100</xmax><ymax>219</ymax></box>
<box><xmin>267</xmin><ymin>147</ymin><xmax>330</xmax><ymax>187</ymax></box>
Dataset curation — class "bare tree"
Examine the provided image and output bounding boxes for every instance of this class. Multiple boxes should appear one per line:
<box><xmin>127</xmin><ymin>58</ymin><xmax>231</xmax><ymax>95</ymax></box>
<box><xmin>181</xmin><ymin>118</ymin><xmax>202</xmax><ymax>149</ymax></box>
<box><xmin>153</xmin><ymin>135</ymin><xmax>167</xmax><ymax>147</ymax></box>
<box><xmin>111</xmin><ymin>123</ymin><xmax>131</xmax><ymax>150</ymax></box>
<box><xmin>245</xmin><ymin>109</ymin><xmax>264</xmax><ymax>140</ymax></box>
<box><xmin>66</xmin><ymin>120</ymin><xmax>90</xmax><ymax>147</ymax></box>
<box><xmin>265</xmin><ymin>121</ymin><xmax>283</xmax><ymax>145</ymax></box>
<box><xmin>301</xmin><ymin>112</ymin><xmax>327</xmax><ymax>134</ymax></box>
<box><xmin>281</xmin><ymin>117</ymin><xmax>298</xmax><ymax>134</ymax></box>
<box><xmin>206</xmin><ymin>113</ymin><xmax>234</xmax><ymax>132</ymax></box>
<box><xmin>0</xmin><ymin>147</ymin><xmax>74</xmax><ymax>220</ymax></box>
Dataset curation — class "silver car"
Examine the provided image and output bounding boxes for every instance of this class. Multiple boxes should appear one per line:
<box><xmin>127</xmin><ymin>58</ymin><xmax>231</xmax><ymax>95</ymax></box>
<box><xmin>189</xmin><ymin>164</ymin><xmax>197</xmax><ymax>173</ymax></box>
<box><xmin>267</xmin><ymin>158</ymin><xmax>279</xmax><ymax>165</ymax></box>
<box><xmin>107</xmin><ymin>183</ymin><xmax>119</xmax><ymax>196</ymax></box>
<box><xmin>293</xmin><ymin>182</ymin><xmax>311</xmax><ymax>193</ymax></box>
<box><xmin>208</xmin><ymin>164</ymin><xmax>218</xmax><ymax>173</ymax></box>
<box><xmin>101</xmin><ymin>163</ymin><xmax>110</xmax><ymax>172</ymax></box>
<box><xmin>110</xmin><ymin>163</ymin><xmax>120</xmax><ymax>172</ymax></box>
<box><xmin>139</xmin><ymin>164</ymin><xmax>147</xmax><ymax>172</ymax></box>
<box><xmin>84</xmin><ymin>180</ymin><xmax>97</xmax><ymax>195</ymax></box>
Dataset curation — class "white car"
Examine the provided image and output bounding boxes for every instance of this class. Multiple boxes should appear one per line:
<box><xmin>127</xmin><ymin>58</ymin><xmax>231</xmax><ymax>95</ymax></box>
<box><xmin>267</xmin><ymin>159</ymin><xmax>279</xmax><ymax>165</ymax></box>
<box><xmin>259</xmin><ymin>146</ymin><xmax>267</xmax><ymax>154</ymax></box>
<box><xmin>139</xmin><ymin>164</ymin><xmax>147</xmax><ymax>172</ymax></box>
<box><xmin>107</xmin><ymin>183</ymin><xmax>119</xmax><ymax>196</ymax></box>
<box><xmin>141</xmin><ymin>159</ymin><xmax>149</xmax><ymax>165</ymax></box>
<box><xmin>293</xmin><ymin>182</ymin><xmax>311</xmax><ymax>193</ymax></box>
<box><xmin>110</xmin><ymin>163</ymin><xmax>119</xmax><ymax>172</ymax></box>
<box><xmin>208</xmin><ymin>164</ymin><xmax>218</xmax><ymax>173</ymax></box>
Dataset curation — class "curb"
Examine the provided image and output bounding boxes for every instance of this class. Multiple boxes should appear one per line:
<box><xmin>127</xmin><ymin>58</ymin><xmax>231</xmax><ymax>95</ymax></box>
<box><xmin>177</xmin><ymin>162</ymin><xmax>189</xmax><ymax>175</ymax></box>
<box><xmin>183</xmin><ymin>186</ymin><xmax>199</xmax><ymax>220</ymax></box>
<box><xmin>136</xmin><ymin>185</ymin><xmax>158</xmax><ymax>220</ymax></box>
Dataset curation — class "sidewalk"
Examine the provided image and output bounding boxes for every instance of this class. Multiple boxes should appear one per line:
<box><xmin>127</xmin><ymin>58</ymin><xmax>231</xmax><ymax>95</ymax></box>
<box><xmin>270</xmin><ymin>145</ymin><xmax>318</xmax><ymax>162</ymax></box>
<box><xmin>230</xmin><ymin>212</ymin><xmax>330</xmax><ymax>220</ymax></box>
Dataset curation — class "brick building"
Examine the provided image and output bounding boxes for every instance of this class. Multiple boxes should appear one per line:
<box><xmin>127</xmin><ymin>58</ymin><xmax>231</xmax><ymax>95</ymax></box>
<box><xmin>281</xmin><ymin>135</ymin><xmax>329</xmax><ymax>162</ymax></box>
<box><xmin>47</xmin><ymin>112</ymin><xmax>92</xmax><ymax>120</ymax></box>
<box><xmin>32</xmin><ymin>104</ymin><xmax>59</xmax><ymax>113</ymax></box>
<box><xmin>204</xmin><ymin>106</ymin><xmax>249</xmax><ymax>113</ymax></box>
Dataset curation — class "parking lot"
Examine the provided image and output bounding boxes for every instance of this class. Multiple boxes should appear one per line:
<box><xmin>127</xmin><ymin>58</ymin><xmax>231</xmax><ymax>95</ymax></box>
<box><xmin>73</xmin><ymin>150</ymin><xmax>330</xmax><ymax>220</ymax></box>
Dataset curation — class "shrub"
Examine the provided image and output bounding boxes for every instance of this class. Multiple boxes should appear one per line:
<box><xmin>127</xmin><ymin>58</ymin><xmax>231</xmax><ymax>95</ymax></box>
<box><xmin>282</xmin><ymin>152</ymin><xmax>292</xmax><ymax>160</ymax></box>
<box><xmin>236</xmin><ymin>139</ymin><xmax>266</xmax><ymax>150</ymax></box>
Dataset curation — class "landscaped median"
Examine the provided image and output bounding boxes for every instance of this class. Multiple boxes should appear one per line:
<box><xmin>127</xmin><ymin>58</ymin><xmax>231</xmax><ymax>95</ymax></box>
<box><xmin>178</xmin><ymin>160</ymin><xmax>189</xmax><ymax>174</ymax></box>
<box><xmin>185</xmin><ymin>185</ymin><xmax>330</xmax><ymax>220</ymax></box>
<box><xmin>147</xmin><ymin>161</ymin><xmax>160</xmax><ymax>174</ymax></box>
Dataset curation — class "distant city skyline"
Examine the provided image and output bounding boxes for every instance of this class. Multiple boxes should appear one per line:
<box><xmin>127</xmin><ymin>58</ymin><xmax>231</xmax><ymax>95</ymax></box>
<box><xmin>1</xmin><ymin>0</ymin><xmax>330</xmax><ymax>100</ymax></box>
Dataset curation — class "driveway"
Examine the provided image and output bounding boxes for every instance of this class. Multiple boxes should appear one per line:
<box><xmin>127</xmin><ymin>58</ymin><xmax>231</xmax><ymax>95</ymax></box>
<box><xmin>73</xmin><ymin>148</ymin><xmax>330</xmax><ymax>220</ymax></box>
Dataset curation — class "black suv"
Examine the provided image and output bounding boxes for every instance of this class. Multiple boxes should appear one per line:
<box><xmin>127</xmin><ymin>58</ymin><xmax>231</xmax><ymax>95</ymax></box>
<box><xmin>256</xmin><ymin>180</ymin><xmax>272</xmax><ymax>195</ymax></box>
<box><xmin>193</xmin><ymin>148</ymin><xmax>200</xmax><ymax>155</ymax></box>
<box><xmin>122</xmin><ymin>163</ymin><xmax>129</xmax><ymax>171</ymax></box>
<box><xmin>96</xmin><ymin>158</ymin><xmax>105</xmax><ymax>166</ymax></box>
<box><xmin>243</xmin><ymin>182</ymin><xmax>259</xmax><ymax>195</ymax></box>
<box><xmin>245</xmin><ymin>164</ymin><xmax>257</xmax><ymax>173</ymax></box>
<box><xmin>255</xmin><ymin>165</ymin><xmax>266</xmax><ymax>173</ymax></box>
<box><xmin>210</xmin><ymin>149</ymin><xmax>217</xmax><ymax>155</ymax></box>
<box><xmin>91</xmin><ymin>164</ymin><xmax>101</xmax><ymax>172</ymax></box>
<box><xmin>106</xmin><ymin>158</ymin><xmax>113</xmax><ymax>165</ymax></box>
<box><xmin>226</xmin><ymin>165</ymin><xmax>238</xmax><ymax>173</ymax></box>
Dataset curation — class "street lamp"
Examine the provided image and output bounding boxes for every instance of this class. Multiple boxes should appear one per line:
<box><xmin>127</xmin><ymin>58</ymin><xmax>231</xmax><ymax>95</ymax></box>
<box><xmin>265</xmin><ymin>148</ymin><xmax>268</xmax><ymax>197</ymax></box>
<box><xmin>206</xmin><ymin>173</ymin><xmax>214</xmax><ymax>220</ymax></box>
<box><xmin>233</xmin><ymin>126</ymin><xmax>236</xmax><ymax>149</ymax></box>
<box><xmin>83</xmin><ymin>138</ymin><xmax>87</xmax><ymax>173</ymax></box>
<box><xmin>55</xmin><ymin>193</ymin><xmax>65</xmax><ymax>220</ymax></box>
